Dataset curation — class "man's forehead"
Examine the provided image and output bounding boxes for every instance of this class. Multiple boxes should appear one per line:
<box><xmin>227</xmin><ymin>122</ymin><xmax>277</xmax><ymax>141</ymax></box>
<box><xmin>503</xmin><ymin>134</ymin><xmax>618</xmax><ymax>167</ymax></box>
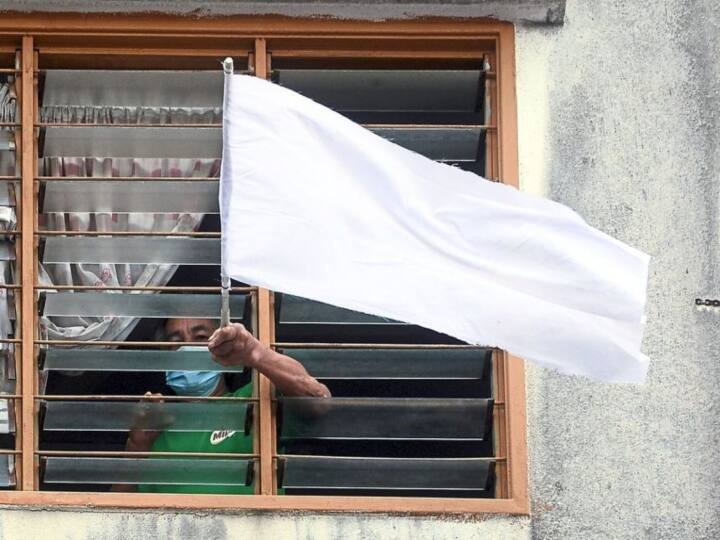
<box><xmin>165</xmin><ymin>318</ymin><xmax>218</xmax><ymax>332</ymax></box>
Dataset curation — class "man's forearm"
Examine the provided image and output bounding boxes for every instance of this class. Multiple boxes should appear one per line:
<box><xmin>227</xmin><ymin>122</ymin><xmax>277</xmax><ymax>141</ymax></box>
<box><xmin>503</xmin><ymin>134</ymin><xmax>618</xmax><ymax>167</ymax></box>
<box><xmin>248</xmin><ymin>347</ymin><xmax>331</xmax><ymax>397</ymax></box>
<box><xmin>209</xmin><ymin>323</ymin><xmax>331</xmax><ymax>397</ymax></box>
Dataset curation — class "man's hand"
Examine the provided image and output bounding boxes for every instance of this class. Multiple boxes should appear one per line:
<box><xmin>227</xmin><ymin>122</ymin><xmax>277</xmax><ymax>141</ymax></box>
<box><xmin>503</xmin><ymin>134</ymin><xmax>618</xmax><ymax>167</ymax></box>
<box><xmin>208</xmin><ymin>323</ymin><xmax>264</xmax><ymax>368</ymax></box>
<box><xmin>209</xmin><ymin>322</ymin><xmax>331</xmax><ymax>398</ymax></box>
<box><xmin>125</xmin><ymin>392</ymin><xmax>164</xmax><ymax>453</ymax></box>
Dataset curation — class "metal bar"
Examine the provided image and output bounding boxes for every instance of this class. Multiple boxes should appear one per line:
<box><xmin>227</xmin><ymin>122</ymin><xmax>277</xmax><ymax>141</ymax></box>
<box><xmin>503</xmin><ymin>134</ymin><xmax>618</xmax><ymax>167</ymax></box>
<box><xmin>35</xmin><ymin>67</ymin><xmax>252</xmax><ymax>75</ymax></box>
<box><xmin>0</xmin><ymin>122</ymin><xmax>20</xmax><ymax>128</ymax></box>
<box><xmin>37</xmin><ymin>176</ymin><xmax>218</xmax><ymax>182</ymax></box>
<box><xmin>0</xmin><ymin>176</ymin><xmax>21</xmax><ymax>180</ymax></box>
<box><xmin>36</xmin><ymin>123</ymin><xmax>223</xmax><ymax>128</ymax></box>
<box><xmin>271</xmin><ymin>396</ymin><xmax>505</xmax><ymax>407</ymax></box>
<box><xmin>35</xmin><ymin>285</ymin><xmax>254</xmax><ymax>293</ymax></box>
<box><xmin>34</xmin><ymin>122</ymin><xmax>497</xmax><ymax>130</ymax></box>
<box><xmin>34</xmin><ymin>68</ymin><xmax>254</xmax><ymax>73</ymax></box>
<box><xmin>269</xmin><ymin>50</ymin><xmax>489</xmax><ymax>60</ymax></box>
<box><xmin>35</xmin><ymin>340</ymin><xmax>223</xmax><ymax>347</ymax></box>
<box><xmin>0</xmin><ymin>285</ymin><xmax>20</xmax><ymax>290</ymax></box>
<box><xmin>37</xmin><ymin>450</ymin><xmax>259</xmax><ymax>458</ymax></box>
<box><xmin>37</xmin><ymin>231</ymin><xmax>220</xmax><ymax>237</ymax></box>
<box><xmin>20</xmin><ymin>35</ymin><xmax>37</xmax><ymax>491</ymax></box>
<box><xmin>274</xmin><ymin>454</ymin><xmax>505</xmax><ymax>462</ymax></box>
<box><xmin>37</xmin><ymin>395</ymin><xmax>257</xmax><ymax>402</ymax></box>
<box><xmin>0</xmin><ymin>339</ymin><xmax>22</xmax><ymax>344</ymax></box>
<box><xmin>0</xmin><ymin>450</ymin><xmax>21</xmax><ymax>455</ymax></box>
<box><xmin>39</xmin><ymin>47</ymin><xmax>253</xmax><ymax>57</ymax></box>
<box><xmin>273</xmin><ymin>342</ymin><xmax>493</xmax><ymax>350</ymax></box>
<box><xmin>363</xmin><ymin>123</ymin><xmax>496</xmax><ymax>130</ymax></box>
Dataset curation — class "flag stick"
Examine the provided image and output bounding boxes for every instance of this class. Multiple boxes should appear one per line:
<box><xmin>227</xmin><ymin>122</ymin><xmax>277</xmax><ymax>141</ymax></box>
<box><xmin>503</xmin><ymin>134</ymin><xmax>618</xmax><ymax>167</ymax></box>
<box><xmin>220</xmin><ymin>57</ymin><xmax>234</xmax><ymax>326</ymax></box>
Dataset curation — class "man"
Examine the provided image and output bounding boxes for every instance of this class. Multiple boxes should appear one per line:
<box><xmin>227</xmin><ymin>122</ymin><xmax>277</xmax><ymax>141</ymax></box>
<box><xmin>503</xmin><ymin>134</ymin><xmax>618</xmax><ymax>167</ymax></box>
<box><xmin>115</xmin><ymin>318</ymin><xmax>330</xmax><ymax>494</ymax></box>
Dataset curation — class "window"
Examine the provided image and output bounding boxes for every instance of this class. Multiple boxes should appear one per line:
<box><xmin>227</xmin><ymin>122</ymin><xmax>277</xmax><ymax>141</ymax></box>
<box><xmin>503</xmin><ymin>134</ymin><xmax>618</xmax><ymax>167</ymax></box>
<box><xmin>0</xmin><ymin>16</ymin><xmax>527</xmax><ymax>514</ymax></box>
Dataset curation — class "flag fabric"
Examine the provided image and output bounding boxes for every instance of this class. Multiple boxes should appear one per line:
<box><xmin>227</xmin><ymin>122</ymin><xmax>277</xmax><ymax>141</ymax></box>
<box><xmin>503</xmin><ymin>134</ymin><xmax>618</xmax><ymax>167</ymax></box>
<box><xmin>220</xmin><ymin>72</ymin><xmax>651</xmax><ymax>383</ymax></box>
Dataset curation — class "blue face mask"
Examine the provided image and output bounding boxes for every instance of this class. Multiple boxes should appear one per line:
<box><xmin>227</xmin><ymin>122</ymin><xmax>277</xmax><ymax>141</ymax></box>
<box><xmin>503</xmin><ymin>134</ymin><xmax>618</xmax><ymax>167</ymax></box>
<box><xmin>166</xmin><ymin>346</ymin><xmax>222</xmax><ymax>397</ymax></box>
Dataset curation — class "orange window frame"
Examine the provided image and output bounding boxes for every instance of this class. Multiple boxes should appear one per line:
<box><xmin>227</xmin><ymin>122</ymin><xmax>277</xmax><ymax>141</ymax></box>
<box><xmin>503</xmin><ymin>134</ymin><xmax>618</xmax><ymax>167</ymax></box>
<box><xmin>0</xmin><ymin>13</ymin><xmax>528</xmax><ymax>515</ymax></box>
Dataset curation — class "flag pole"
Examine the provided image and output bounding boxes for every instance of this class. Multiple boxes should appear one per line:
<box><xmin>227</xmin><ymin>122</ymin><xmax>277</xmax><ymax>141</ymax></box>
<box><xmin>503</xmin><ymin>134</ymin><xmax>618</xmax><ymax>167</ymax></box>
<box><xmin>220</xmin><ymin>57</ymin><xmax>234</xmax><ymax>327</ymax></box>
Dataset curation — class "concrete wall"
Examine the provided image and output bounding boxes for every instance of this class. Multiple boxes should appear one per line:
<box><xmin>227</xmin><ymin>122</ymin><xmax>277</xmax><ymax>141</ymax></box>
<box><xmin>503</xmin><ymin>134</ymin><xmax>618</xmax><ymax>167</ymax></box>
<box><xmin>0</xmin><ymin>0</ymin><xmax>719</xmax><ymax>538</ymax></box>
<box><xmin>518</xmin><ymin>0</ymin><xmax>720</xmax><ymax>538</ymax></box>
<box><xmin>0</xmin><ymin>0</ymin><xmax>566</xmax><ymax>24</ymax></box>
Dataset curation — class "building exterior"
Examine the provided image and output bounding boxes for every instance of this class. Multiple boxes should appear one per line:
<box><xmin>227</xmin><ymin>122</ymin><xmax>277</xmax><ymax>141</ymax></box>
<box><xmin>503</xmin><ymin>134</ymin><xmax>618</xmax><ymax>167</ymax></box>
<box><xmin>0</xmin><ymin>0</ymin><xmax>717</xmax><ymax>538</ymax></box>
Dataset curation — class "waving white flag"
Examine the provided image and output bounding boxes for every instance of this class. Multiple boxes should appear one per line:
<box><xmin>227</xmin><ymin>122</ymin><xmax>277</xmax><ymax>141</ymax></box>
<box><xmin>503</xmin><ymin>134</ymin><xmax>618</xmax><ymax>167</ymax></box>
<box><xmin>220</xmin><ymin>71</ymin><xmax>650</xmax><ymax>383</ymax></box>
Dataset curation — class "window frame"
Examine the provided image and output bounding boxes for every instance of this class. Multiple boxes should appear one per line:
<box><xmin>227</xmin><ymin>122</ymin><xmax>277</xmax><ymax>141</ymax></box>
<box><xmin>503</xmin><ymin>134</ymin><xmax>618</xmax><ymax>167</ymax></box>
<box><xmin>0</xmin><ymin>13</ymin><xmax>528</xmax><ymax>515</ymax></box>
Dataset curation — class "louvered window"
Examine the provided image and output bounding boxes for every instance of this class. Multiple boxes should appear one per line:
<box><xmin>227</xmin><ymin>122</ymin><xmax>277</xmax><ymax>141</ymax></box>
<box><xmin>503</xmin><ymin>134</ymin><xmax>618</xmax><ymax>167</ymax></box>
<box><xmin>0</xmin><ymin>21</ymin><xmax>527</xmax><ymax>515</ymax></box>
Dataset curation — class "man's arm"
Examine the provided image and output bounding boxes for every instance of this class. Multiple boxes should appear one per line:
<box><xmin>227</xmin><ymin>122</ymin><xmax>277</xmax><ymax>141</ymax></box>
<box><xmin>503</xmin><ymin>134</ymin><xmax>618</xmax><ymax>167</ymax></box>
<box><xmin>209</xmin><ymin>323</ymin><xmax>331</xmax><ymax>398</ymax></box>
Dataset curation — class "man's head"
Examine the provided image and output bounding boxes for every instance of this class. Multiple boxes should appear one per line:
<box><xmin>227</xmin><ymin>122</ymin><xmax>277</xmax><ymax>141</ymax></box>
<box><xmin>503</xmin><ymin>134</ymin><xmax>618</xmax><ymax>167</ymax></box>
<box><xmin>161</xmin><ymin>318</ymin><xmax>224</xmax><ymax>397</ymax></box>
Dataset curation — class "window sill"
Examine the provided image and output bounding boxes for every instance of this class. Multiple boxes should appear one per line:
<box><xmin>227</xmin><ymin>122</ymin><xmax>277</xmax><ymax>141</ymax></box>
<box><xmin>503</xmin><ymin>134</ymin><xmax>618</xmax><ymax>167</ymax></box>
<box><xmin>0</xmin><ymin>491</ymin><xmax>529</xmax><ymax>515</ymax></box>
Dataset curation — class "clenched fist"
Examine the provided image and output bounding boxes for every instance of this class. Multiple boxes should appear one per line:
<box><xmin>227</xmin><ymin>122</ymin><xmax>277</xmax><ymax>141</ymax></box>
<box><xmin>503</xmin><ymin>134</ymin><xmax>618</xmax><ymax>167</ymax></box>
<box><xmin>208</xmin><ymin>323</ymin><xmax>265</xmax><ymax>368</ymax></box>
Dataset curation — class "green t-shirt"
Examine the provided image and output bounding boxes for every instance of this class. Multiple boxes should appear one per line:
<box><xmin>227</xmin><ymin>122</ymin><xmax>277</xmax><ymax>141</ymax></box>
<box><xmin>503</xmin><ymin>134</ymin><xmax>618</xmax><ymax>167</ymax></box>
<box><xmin>138</xmin><ymin>384</ymin><xmax>254</xmax><ymax>495</ymax></box>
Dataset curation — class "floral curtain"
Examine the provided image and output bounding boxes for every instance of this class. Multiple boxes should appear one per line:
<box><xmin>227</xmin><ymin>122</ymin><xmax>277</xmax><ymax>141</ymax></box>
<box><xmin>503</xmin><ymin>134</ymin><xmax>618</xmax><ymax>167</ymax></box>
<box><xmin>38</xmin><ymin>155</ymin><xmax>220</xmax><ymax>344</ymax></box>
<box><xmin>37</xmin><ymin>103</ymin><xmax>220</xmax><ymax>344</ymax></box>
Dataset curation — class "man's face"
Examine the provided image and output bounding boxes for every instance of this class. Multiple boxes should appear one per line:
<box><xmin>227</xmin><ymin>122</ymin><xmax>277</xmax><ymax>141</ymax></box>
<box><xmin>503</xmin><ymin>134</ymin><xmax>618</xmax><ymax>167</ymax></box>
<box><xmin>164</xmin><ymin>318</ymin><xmax>218</xmax><ymax>344</ymax></box>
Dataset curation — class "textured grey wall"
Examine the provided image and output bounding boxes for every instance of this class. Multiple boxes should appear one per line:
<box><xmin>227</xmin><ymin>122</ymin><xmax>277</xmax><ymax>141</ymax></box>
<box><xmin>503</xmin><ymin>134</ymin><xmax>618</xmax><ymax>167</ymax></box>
<box><xmin>517</xmin><ymin>0</ymin><xmax>720</xmax><ymax>538</ymax></box>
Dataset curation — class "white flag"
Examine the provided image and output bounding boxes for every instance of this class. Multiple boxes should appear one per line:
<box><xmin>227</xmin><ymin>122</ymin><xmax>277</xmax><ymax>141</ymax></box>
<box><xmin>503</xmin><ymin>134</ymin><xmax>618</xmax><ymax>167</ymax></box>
<box><xmin>220</xmin><ymin>73</ymin><xmax>650</xmax><ymax>383</ymax></box>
